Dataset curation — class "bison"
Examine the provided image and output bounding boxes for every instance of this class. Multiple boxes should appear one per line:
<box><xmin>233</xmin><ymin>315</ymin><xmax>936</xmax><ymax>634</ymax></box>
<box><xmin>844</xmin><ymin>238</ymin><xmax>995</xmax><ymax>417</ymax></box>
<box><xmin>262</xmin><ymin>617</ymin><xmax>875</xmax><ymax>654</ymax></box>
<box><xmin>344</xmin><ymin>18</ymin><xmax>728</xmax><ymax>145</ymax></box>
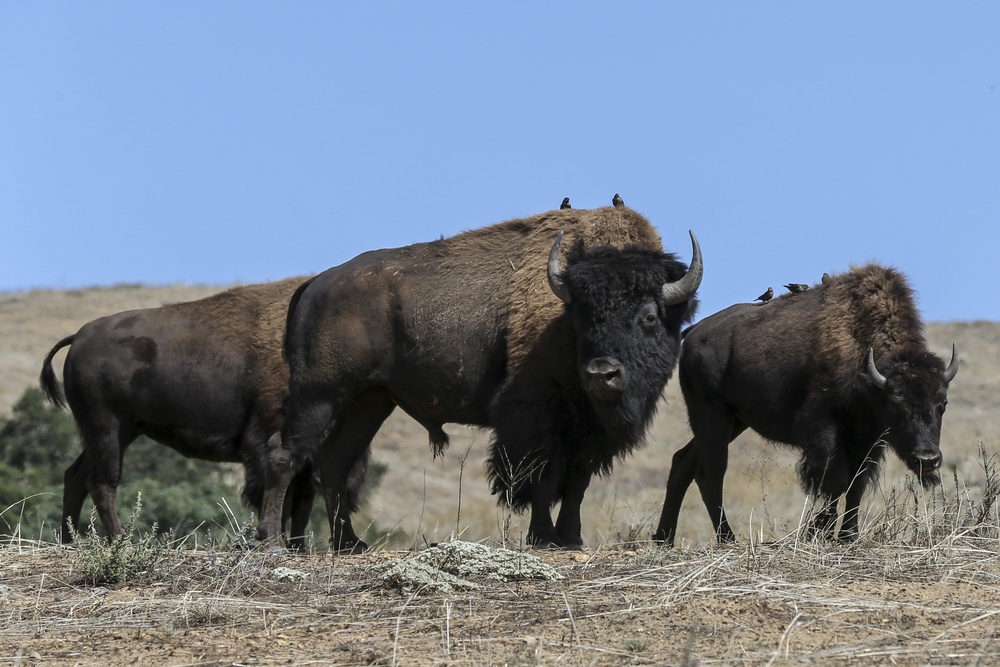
<box><xmin>257</xmin><ymin>204</ymin><xmax>702</xmax><ymax>551</ymax></box>
<box><xmin>40</xmin><ymin>278</ymin><xmax>320</xmax><ymax>545</ymax></box>
<box><xmin>654</xmin><ymin>263</ymin><xmax>959</xmax><ymax>546</ymax></box>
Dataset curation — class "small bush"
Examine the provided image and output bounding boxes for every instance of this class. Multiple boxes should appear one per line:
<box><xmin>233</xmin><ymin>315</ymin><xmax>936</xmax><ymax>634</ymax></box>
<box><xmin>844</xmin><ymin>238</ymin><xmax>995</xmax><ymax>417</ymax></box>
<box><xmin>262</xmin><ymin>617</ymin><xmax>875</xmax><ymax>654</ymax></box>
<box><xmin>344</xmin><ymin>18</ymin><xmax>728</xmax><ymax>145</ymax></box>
<box><xmin>69</xmin><ymin>493</ymin><xmax>168</xmax><ymax>585</ymax></box>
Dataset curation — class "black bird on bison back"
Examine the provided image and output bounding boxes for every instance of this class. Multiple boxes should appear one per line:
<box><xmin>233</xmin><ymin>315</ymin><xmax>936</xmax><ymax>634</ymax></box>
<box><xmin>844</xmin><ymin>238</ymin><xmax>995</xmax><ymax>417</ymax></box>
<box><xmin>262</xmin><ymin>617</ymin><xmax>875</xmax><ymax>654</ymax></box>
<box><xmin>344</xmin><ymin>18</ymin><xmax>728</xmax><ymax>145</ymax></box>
<box><xmin>654</xmin><ymin>264</ymin><xmax>959</xmax><ymax>547</ymax></box>
<box><xmin>755</xmin><ymin>287</ymin><xmax>773</xmax><ymax>303</ymax></box>
<box><xmin>784</xmin><ymin>283</ymin><xmax>809</xmax><ymax>294</ymax></box>
<box><xmin>612</xmin><ymin>193</ymin><xmax>625</xmax><ymax>208</ymax></box>
<box><xmin>560</xmin><ymin>197</ymin><xmax>571</xmax><ymax>210</ymax></box>
<box><xmin>258</xmin><ymin>204</ymin><xmax>703</xmax><ymax>553</ymax></box>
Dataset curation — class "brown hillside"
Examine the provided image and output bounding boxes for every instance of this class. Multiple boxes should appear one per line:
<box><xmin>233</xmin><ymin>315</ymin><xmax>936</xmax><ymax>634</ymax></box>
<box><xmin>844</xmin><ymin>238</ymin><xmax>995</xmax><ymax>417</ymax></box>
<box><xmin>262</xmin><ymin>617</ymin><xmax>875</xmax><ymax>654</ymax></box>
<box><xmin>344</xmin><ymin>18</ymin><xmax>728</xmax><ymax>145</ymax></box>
<box><xmin>1</xmin><ymin>284</ymin><xmax>997</xmax><ymax>548</ymax></box>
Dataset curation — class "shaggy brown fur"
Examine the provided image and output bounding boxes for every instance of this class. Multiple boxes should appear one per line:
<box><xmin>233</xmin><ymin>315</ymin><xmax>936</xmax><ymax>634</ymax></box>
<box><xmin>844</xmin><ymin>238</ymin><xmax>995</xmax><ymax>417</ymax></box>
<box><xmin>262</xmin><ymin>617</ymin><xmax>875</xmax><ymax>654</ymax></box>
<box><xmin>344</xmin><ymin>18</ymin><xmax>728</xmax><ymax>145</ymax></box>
<box><xmin>262</xmin><ymin>205</ymin><xmax>699</xmax><ymax>550</ymax></box>
<box><xmin>814</xmin><ymin>264</ymin><xmax>927</xmax><ymax>385</ymax></box>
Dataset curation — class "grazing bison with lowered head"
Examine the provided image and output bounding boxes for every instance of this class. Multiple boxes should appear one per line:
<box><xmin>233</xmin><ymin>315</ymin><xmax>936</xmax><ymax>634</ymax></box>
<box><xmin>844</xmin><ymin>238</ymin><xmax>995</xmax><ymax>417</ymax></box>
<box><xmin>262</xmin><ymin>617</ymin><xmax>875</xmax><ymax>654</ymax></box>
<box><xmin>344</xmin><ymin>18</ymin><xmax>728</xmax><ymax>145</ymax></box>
<box><xmin>257</xmin><ymin>204</ymin><xmax>702</xmax><ymax>551</ymax></box>
<box><xmin>40</xmin><ymin>278</ymin><xmax>320</xmax><ymax>545</ymax></box>
<box><xmin>654</xmin><ymin>264</ymin><xmax>959</xmax><ymax>546</ymax></box>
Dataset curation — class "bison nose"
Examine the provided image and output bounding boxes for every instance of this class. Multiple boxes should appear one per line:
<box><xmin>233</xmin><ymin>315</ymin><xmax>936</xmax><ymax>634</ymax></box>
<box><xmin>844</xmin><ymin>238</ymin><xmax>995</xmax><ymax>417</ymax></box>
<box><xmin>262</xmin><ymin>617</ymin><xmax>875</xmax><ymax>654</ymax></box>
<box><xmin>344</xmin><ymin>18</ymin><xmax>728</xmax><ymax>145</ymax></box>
<box><xmin>584</xmin><ymin>357</ymin><xmax>626</xmax><ymax>399</ymax></box>
<box><xmin>911</xmin><ymin>452</ymin><xmax>942</xmax><ymax>476</ymax></box>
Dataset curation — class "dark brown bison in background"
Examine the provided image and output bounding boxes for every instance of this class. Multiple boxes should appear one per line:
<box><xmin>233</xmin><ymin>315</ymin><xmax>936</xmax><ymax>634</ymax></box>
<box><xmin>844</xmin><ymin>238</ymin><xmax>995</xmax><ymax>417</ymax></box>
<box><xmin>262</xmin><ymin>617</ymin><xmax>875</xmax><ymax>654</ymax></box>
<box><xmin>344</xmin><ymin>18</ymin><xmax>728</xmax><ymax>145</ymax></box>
<box><xmin>258</xmin><ymin>205</ymin><xmax>703</xmax><ymax>551</ymax></box>
<box><xmin>654</xmin><ymin>264</ymin><xmax>959</xmax><ymax>546</ymax></box>
<box><xmin>40</xmin><ymin>278</ymin><xmax>318</xmax><ymax>544</ymax></box>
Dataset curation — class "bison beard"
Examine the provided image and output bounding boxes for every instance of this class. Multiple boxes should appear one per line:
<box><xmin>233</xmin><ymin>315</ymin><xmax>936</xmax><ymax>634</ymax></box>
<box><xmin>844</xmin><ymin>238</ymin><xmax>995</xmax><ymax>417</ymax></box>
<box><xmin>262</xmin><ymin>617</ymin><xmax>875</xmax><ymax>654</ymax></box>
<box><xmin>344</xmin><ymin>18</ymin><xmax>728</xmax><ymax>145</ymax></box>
<box><xmin>259</xmin><ymin>205</ymin><xmax>701</xmax><ymax>552</ymax></box>
<box><xmin>488</xmin><ymin>245</ymin><xmax>691</xmax><ymax>546</ymax></box>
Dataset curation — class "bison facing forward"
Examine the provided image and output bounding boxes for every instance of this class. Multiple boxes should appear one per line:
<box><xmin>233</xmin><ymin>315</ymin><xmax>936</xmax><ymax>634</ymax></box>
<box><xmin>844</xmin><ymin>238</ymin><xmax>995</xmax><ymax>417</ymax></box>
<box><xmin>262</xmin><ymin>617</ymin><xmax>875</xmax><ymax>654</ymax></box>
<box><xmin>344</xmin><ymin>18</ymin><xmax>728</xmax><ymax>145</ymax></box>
<box><xmin>40</xmin><ymin>278</ymin><xmax>318</xmax><ymax>544</ymax></box>
<box><xmin>654</xmin><ymin>264</ymin><xmax>959</xmax><ymax>545</ymax></box>
<box><xmin>258</xmin><ymin>205</ymin><xmax>702</xmax><ymax>551</ymax></box>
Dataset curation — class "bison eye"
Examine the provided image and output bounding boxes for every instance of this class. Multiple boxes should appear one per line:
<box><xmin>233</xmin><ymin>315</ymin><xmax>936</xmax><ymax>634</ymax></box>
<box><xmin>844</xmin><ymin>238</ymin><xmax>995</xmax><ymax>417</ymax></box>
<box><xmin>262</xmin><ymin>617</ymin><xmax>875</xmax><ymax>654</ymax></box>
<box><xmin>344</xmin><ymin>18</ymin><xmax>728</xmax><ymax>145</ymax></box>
<box><xmin>638</xmin><ymin>304</ymin><xmax>659</xmax><ymax>331</ymax></box>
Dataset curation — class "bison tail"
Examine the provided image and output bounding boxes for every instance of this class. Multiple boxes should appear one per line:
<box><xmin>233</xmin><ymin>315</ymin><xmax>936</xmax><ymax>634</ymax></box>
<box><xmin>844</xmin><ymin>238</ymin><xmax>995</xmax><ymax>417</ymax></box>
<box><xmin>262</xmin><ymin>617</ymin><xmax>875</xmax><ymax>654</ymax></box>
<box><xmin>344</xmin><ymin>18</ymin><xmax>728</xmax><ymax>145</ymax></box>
<box><xmin>283</xmin><ymin>276</ymin><xmax>318</xmax><ymax>362</ymax></box>
<box><xmin>40</xmin><ymin>335</ymin><xmax>75</xmax><ymax>410</ymax></box>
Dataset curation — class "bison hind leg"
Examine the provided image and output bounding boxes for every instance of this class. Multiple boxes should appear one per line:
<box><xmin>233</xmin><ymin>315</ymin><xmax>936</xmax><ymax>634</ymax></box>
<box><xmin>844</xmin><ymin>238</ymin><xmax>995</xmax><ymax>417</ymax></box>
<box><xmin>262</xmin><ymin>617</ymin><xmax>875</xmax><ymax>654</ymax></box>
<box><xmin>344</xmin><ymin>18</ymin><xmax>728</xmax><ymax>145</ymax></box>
<box><xmin>61</xmin><ymin>452</ymin><xmax>89</xmax><ymax>543</ymax></box>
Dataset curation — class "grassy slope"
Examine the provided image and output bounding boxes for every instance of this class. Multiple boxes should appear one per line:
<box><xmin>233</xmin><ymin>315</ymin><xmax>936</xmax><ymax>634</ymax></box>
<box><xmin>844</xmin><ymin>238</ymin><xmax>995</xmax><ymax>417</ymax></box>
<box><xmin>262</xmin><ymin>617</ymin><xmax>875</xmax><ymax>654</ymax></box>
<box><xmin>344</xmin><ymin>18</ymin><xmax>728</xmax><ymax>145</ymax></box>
<box><xmin>1</xmin><ymin>285</ymin><xmax>997</xmax><ymax>548</ymax></box>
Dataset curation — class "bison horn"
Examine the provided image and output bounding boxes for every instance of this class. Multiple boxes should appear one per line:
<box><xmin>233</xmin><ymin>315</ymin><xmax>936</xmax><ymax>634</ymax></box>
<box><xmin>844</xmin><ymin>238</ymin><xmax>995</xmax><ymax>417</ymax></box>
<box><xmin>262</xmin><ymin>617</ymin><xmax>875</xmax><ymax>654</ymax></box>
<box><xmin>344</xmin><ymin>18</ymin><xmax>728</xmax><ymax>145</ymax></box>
<box><xmin>866</xmin><ymin>348</ymin><xmax>888</xmax><ymax>390</ymax></box>
<box><xmin>661</xmin><ymin>230</ymin><xmax>704</xmax><ymax>306</ymax></box>
<box><xmin>944</xmin><ymin>342</ymin><xmax>959</xmax><ymax>384</ymax></box>
<box><xmin>547</xmin><ymin>232</ymin><xmax>572</xmax><ymax>305</ymax></box>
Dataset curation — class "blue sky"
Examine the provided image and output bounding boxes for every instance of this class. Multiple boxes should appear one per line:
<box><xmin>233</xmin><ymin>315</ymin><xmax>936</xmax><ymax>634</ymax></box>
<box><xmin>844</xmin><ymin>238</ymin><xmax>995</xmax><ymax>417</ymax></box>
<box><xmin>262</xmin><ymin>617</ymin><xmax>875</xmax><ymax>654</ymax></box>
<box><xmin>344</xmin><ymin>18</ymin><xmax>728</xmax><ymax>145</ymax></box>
<box><xmin>2</xmin><ymin>4</ymin><xmax>997</xmax><ymax>322</ymax></box>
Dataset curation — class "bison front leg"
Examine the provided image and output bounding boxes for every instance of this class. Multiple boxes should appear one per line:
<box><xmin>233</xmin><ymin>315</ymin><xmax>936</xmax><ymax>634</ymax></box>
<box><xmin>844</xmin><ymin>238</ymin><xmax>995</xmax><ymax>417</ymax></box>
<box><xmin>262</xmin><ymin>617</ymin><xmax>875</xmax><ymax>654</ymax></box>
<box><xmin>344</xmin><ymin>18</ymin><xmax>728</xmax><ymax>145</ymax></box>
<box><xmin>525</xmin><ymin>457</ymin><xmax>563</xmax><ymax>548</ymax></box>
<box><xmin>257</xmin><ymin>438</ymin><xmax>299</xmax><ymax>546</ymax></box>
<box><xmin>285</xmin><ymin>465</ymin><xmax>317</xmax><ymax>551</ymax></box>
<box><xmin>837</xmin><ymin>473</ymin><xmax>871</xmax><ymax>542</ymax></box>
<box><xmin>808</xmin><ymin>496</ymin><xmax>841</xmax><ymax>540</ymax></box>
<box><xmin>553</xmin><ymin>465</ymin><xmax>592</xmax><ymax>549</ymax></box>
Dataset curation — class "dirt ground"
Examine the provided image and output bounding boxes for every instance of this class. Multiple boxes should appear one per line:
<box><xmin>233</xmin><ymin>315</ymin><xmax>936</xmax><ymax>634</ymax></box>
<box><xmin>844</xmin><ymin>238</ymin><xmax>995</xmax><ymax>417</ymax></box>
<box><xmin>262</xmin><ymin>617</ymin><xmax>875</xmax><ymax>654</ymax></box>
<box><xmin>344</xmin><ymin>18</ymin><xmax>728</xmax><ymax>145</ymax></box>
<box><xmin>3</xmin><ymin>537</ymin><xmax>1000</xmax><ymax>666</ymax></box>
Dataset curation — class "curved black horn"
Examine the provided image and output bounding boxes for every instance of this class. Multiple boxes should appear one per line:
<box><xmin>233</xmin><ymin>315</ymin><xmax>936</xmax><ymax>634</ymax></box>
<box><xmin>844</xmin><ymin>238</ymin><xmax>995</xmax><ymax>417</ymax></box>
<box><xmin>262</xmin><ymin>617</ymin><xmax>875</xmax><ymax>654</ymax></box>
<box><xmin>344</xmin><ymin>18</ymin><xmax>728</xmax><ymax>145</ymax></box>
<box><xmin>943</xmin><ymin>342</ymin><xmax>959</xmax><ymax>384</ymax></box>
<box><xmin>661</xmin><ymin>230</ymin><xmax>704</xmax><ymax>306</ymax></box>
<box><xmin>866</xmin><ymin>348</ymin><xmax>888</xmax><ymax>390</ymax></box>
<box><xmin>547</xmin><ymin>232</ymin><xmax>572</xmax><ymax>305</ymax></box>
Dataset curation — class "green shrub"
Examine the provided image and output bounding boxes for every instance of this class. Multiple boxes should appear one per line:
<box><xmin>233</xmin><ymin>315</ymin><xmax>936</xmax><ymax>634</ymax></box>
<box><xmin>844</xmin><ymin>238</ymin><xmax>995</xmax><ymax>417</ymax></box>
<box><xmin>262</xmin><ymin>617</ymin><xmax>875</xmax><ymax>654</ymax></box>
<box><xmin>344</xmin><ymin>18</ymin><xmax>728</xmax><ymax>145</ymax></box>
<box><xmin>69</xmin><ymin>493</ymin><xmax>168</xmax><ymax>585</ymax></box>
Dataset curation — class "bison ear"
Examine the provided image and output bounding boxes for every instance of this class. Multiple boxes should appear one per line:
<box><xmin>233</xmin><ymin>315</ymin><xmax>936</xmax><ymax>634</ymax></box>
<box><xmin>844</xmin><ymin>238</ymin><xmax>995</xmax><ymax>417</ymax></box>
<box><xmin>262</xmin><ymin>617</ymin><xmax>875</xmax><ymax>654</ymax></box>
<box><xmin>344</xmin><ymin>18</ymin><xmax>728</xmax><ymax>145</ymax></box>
<box><xmin>547</xmin><ymin>232</ymin><xmax>572</xmax><ymax>305</ymax></box>
<box><xmin>865</xmin><ymin>348</ymin><xmax>889</xmax><ymax>391</ymax></box>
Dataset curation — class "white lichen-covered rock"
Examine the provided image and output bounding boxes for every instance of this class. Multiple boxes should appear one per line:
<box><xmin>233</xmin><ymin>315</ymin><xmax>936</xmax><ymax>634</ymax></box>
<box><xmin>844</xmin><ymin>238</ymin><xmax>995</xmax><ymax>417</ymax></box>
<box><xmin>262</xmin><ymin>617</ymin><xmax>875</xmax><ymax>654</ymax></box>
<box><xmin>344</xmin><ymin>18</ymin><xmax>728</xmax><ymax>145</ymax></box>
<box><xmin>378</xmin><ymin>541</ymin><xmax>563</xmax><ymax>594</ymax></box>
<box><xmin>271</xmin><ymin>566</ymin><xmax>309</xmax><ymax>582</ymax></box>
<box><xmin>379</xmin><ymin>558</ymin><xmax>482</xmax><ymax>594</ymax></box>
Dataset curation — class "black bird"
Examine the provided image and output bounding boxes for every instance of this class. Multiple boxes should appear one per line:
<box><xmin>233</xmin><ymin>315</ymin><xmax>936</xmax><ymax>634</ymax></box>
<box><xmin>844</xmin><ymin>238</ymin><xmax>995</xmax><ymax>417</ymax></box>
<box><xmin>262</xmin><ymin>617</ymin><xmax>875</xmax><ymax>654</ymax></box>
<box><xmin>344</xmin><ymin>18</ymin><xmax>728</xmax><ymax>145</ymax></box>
<box><xmin>612</xmin><ymin>193</ymin><xmax>624</xmax><ymax>208</ymax></box>
<box><xmin>821</xmin><ymin>272</ymin><xmax>832</xmax><ymax>286</ymax></box>
<box><xmin>755</xmin><ymin>287</ymin><xmax>773</xmax><ymax>303</ymax></box>
<box><xmin>560</xmin><ymin>197</ymin><xmax>571</xmax><ymax>210</ymax></box>
<box><xmin>784</xmin><ymin>283</ymin><xmax>809</xmax><ymax>294</ymax></box>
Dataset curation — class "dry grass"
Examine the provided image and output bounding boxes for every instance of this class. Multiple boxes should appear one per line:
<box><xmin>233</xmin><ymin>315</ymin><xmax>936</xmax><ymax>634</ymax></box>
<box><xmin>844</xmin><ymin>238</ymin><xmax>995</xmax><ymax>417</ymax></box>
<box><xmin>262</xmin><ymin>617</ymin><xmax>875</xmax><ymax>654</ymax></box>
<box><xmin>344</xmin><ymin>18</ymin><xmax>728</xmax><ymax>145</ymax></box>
<box><xmin>2</xmin><ymin>285</ymin><xmax>999</xmax><ymax>664</ymax></box>
<box><xmin>2</xmin><ymin>486</ymin><xmax>1000</xmax><ymax>666</ymax></box>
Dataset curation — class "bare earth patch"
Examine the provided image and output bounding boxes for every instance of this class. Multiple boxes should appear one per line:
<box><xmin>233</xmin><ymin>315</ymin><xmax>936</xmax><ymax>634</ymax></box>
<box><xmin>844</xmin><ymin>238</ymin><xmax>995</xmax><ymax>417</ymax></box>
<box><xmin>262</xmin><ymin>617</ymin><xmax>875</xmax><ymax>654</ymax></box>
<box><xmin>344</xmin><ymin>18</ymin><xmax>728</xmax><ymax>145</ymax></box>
<box><xmin>3</xmin><ymin>535</ymin><xmax>1000</xmax><ymax>666</ymax></box>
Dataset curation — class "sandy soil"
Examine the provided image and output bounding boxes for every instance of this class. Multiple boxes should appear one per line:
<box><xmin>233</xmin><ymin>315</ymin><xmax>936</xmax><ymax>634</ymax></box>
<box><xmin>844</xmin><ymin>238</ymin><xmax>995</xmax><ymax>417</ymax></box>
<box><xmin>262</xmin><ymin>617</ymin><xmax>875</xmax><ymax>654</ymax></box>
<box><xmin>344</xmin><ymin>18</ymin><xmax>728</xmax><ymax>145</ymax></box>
<box><xmin>2</xmin><ymin>538</ymin><xmax>1000</xmax><ymax>666</ymax></box>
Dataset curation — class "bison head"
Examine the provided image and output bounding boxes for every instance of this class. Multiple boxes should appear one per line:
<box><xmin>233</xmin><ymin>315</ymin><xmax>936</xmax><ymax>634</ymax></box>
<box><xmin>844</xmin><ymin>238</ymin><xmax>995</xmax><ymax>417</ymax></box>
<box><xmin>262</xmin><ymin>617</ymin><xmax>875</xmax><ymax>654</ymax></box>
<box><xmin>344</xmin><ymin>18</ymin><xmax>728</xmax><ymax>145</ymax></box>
<box><xmin>864</xmin><ymin>343</ymin><xmax>959</xmax><ymax>487</ymax></box>
<box><xmin>547</xmin><ymin>231</ymin><xmax>702</xmax><ymax>444</ymax></box>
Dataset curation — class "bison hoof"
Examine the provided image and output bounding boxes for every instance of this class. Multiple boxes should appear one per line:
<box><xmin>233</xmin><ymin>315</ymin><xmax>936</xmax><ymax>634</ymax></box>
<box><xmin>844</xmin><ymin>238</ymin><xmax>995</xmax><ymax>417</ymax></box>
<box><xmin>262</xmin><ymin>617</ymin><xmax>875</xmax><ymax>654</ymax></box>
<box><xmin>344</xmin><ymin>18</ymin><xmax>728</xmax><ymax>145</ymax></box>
<box><xmin>331</xmin><ymin>538</ymin><xmax>368</xmax><ymax>554</ymax></box>
<box><xmin>528</xmin><ymin>534</ymin><xmax>584</xmax><ymax>550</ymax></box>
<box><xmin>651</xmin><ymin>530</ymin><xmax>675</xmax><ymax>547</ymax></box>
<box><xmin>557</xmin><ymin>536</ymin><xmax>585</xmax><ymax>550</ymax></box>
<box><xmin>255</xmin><ymin>526</ymin><xmax>283</xmax><ymax>547</ymax></box>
